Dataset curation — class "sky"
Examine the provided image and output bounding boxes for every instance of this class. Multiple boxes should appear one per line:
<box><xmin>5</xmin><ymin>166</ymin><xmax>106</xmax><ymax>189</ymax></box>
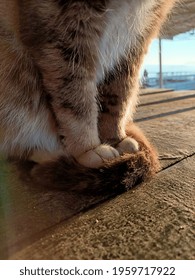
<box><xmin>142</xmin><ymin>32</ymin><xmax>195</xmax><ymax>67</ymax></box>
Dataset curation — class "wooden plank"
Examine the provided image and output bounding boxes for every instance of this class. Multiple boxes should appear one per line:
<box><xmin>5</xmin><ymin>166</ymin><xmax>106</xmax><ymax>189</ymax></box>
<box><xmin>136</xmin><ymin>90</ymin><xmax>195</xmax><ymax>168</ymax></box>
<box><xmin>136</xmin><ymin>113</ymin><xmax>195</xmax><ymax>169</ymax></box>
<box><xmin>0</xmin><ymin>162</ymin><xmax>111</xmax><ymax>259</ymax></box>
<box><xmin>12</xmin><ymin>155</ymin><xmax>195</xmax><ymax>260</ymax></box>
<box><xmin>140</xmin><ymin>88</ymin><xmax>174</xmax><ymax>95</ymax></box>
<box><xmin>139</xmin><ymin>90</ymin><xmax>195</xmax><ymax>105</ymax></box>
<box><xmin>136</xmin><ymin>91</ymin><xmax>195</xmax><ymax>121</ymax></box>
<box><xmin>0</xmin><ymin>89</ymin><xmax>194</xmax><ymax>259</ymax></box>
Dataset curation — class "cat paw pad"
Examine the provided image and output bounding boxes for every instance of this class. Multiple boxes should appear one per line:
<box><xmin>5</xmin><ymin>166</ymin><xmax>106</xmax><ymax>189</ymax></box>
<box><xmin>116</xmin><ymin>137</ymin><xmax>139</xmax><ymax>155</ymax></box>
<box><xmin>77</xmin><ymin>144</ymin><xmax>119</xmax><ymax>168</ymax></box>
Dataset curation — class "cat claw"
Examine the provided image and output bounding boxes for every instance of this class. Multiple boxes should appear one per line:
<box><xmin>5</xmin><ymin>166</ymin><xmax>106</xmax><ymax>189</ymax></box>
<box><xmin>116</xmin><ymin>137</ymin><xmax>139</xmax><ymax>155</ymax></box>
<box><xmin>77</xmin><ymin>144</ymin><xmax>119</xmax><ymax>168</ymax></box>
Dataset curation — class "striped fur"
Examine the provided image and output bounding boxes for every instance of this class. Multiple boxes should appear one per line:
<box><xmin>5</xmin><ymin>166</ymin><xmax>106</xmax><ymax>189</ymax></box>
<box><xmin>0</xmin><ymin>0</ymin><xmax>177</xmax><ymax>190</ymax></box>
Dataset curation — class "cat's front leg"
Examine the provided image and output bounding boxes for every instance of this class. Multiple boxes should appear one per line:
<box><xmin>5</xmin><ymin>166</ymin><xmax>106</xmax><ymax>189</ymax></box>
<box><xmin>33</xmin><ymin>46</ymin><xmax>121</xmax><ymax>168</ymax></box>
<box><xmin>18</xmin><ymin>1</ymin><xmax>123</xmax><ymax>168</ymax></box>
<box><xmin>98</xmin><ymin>56</ymin><xmax>140</xmax><ymax>155</ymax></box>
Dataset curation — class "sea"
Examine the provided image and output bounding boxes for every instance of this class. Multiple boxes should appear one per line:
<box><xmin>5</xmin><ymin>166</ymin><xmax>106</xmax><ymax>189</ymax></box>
<box><xmin>140</xmin><ymin>64</ymin><xmax>195</xmax><ymax>90</ymax></box>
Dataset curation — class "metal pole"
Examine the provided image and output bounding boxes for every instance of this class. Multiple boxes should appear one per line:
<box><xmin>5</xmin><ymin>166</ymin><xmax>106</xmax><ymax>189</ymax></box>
<box><xmin>159</xmin><ymin>38</ymin><xmax>163</xmax><ymax>88</ymax></box>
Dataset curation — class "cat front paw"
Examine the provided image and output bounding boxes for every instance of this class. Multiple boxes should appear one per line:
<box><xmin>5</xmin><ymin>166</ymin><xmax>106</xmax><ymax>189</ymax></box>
<box><xmin>116</xmin><ymin>137</ymin><xmax>139</xmax><ymax>155</ymax></box>
<box><xmin>77</xmin><ymin>144</ymin><xmax>119</xmax><ymax>168</ymax></box>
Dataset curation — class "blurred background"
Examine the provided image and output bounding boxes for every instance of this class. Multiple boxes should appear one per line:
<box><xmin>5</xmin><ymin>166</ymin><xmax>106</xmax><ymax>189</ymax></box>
<box><xmin>140</xmin><ymin>0</ymin><xmax>195</xmax><ymax>90</ymax></box>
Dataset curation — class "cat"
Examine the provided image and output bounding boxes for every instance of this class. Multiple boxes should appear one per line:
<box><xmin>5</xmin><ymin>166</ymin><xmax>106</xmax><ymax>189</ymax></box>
<box><xmin>0</xmin><ymin>0</ymin><xmax>177</xmax><ymax>191</ymax></box>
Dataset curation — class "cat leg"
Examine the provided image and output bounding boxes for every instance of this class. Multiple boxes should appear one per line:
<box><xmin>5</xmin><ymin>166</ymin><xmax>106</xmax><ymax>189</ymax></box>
<box><xmin>23</xmin><ymin>7</ymin><xmax>119</xmax><ymax>168</ymax></box>
<box><xmin>98</xmin><ymin>56</ymin><xmax>141</xmax><ymax>155</ymax></box>
<box><xmin>42</xmin><ymin>67</ymin><xmax>120</xmax><ymax>168</ymax></box>
<box><xmin>38</xmin><ymin>53</ymin><xmax>121</xmax><ymax>167</ymax></box>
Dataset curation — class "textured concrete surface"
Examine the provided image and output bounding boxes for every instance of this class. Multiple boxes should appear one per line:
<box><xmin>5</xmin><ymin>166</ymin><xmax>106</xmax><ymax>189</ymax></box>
<box><xmin>0</xmin><ymin>89</ymin><xmax>195</xmax><ymax>259</ymax></box>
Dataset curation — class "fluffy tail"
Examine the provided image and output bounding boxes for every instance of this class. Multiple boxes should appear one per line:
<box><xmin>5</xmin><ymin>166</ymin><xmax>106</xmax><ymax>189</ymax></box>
<box><xmin>20</xmin><ymin>123</ymin><xmax>160</xmax><ymax>195</ymax></box>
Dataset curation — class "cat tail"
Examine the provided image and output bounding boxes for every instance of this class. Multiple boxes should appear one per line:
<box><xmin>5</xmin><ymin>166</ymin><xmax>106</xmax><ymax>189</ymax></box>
<box><xmin>27</xmin><ymin>123</ymin><xmax>160</xmax><ymax>195</ymax></box>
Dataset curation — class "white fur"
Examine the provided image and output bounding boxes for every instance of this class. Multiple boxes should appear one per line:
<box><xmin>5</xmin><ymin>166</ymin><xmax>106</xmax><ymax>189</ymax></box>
<box><xmin>96</xmin><ymin>0</ymin><xmax>157</xmax><ymax>83</ymax></box>
<box><xmin>0</xmin><ymin>105</ymin><xmax>60</xmax><ymax>156</ymax></box>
